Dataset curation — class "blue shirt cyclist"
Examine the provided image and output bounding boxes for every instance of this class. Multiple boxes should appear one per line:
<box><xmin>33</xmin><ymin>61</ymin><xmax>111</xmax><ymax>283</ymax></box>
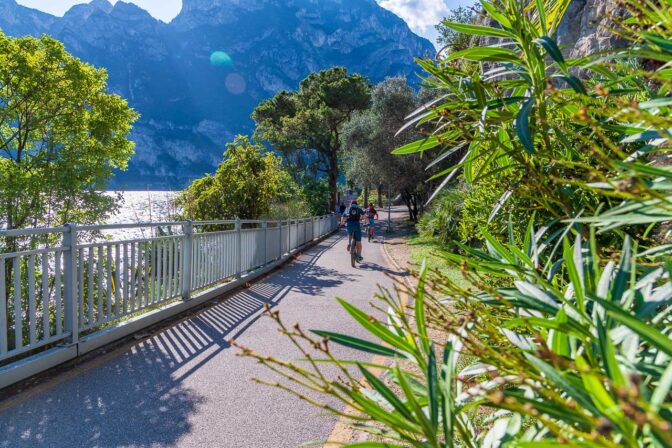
<box><xmin>343</xmin><ymin>200</ymin><xmax>364</xmax><ymax>261</ymax></box>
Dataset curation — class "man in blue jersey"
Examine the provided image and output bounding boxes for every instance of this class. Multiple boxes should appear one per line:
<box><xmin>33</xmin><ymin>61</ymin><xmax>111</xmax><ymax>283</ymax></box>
<box><xmin>343</xmin><ymin>199</ymin><xmax>365</xmax><ymax>262</ymax></box>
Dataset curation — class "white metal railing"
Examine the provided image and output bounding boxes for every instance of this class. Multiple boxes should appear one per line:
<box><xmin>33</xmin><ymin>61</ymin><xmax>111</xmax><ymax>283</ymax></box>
<box><xmin>0</xmin><ymin>214</ymin><xmax>338</xmax><ymax>373</ymax></box>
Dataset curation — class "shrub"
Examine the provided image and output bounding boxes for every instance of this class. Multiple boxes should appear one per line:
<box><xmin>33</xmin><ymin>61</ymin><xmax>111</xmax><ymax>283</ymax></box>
<box><xmin>418</xmin><ymin>188</ymin><xmax>464</xmax><ymax>247</ymax></box>
<box><xmin>176</xmin><ymin>135</ymin><xmax>299</xmax><ymax>221</ymax></box>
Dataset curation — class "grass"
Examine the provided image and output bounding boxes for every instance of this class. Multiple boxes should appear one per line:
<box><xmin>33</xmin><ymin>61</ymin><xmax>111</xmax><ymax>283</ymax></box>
<box><xmin>406</xmin><ymin>232</ymin><xmax>471</xmax><ymax>289</ymax></box>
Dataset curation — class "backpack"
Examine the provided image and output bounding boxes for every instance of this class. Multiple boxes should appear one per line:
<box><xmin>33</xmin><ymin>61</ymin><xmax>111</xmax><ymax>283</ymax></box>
<box><xmin>347</xmin><ymin>206</ymin><xmax>361</xmax><ymax>222</ymax></box>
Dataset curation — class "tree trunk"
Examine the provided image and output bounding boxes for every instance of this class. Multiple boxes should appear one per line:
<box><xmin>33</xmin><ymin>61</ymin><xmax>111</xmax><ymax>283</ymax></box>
<box><xmin>377</xmin><ymin>185</ymin><xmax>383</xmax><ymax>208</ymax></box>
<box><xmin>363</xmin><ymin>185</ymin><xmax>369</xmax><ymax>207</ymax></box>
<box><xmin>411</xmin><ymin>194</ymin><xmax>419</xmax><ymax>223</ymax></box>
<box><xmin>401</xmin><ymin>190</ymin><xmax>414</xmax><ymax>222</ymax></box>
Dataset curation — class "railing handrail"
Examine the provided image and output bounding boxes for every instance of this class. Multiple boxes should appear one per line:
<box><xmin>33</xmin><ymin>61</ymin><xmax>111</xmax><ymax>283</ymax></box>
<box><xmin>0</xmin><ymin>215</ymin><xmax>334</xmax><ymax>239</ymax></box>
<box><xmin>0</xmin><ymin>226</ymin><xmax>69</xmax><ymax>237</ymax></box>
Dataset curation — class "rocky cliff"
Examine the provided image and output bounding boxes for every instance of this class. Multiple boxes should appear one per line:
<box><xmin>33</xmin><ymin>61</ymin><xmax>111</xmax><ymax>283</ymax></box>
<box><xmin>556</xmin><ymin>0</ymin><xmax>625</xmax><ymax>58</ymax></box>
<box><xmin>2</xmin><ymin>0</ymin><xmax>434</xmax><ymax>188</ymax></box>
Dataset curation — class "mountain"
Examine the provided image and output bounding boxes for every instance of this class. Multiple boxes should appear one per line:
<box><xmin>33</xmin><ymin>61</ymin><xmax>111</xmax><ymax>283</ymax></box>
<box><xmin>2</xmin><ymin>0</ymin><xmax>434</xmax><ymax>189</ymax></box>
<box><xmin>556</xmin><ymin>0</ymin><xmax>626</xmax><ymax>58</ymax></box>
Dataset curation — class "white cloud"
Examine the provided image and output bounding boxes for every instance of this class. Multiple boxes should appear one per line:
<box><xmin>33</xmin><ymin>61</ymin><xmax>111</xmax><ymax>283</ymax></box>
<box><xmin>378</xmin><ymin>0</ymin><xmax>449</xmax><ymax>34</ymax></box>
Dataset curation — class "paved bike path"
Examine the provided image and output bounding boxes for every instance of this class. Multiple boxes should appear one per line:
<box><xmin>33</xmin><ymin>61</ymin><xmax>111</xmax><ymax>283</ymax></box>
<box><xmin>0</xmin><ymin>230</ymin><xmax>404</xmax><ymax>448</ymax></box>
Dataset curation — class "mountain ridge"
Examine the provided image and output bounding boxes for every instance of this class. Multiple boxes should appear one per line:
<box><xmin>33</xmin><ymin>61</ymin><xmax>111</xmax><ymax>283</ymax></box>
<box><xmin>2</xmin><ymin>0</ymin><xmax>434</xmax><ymax>188</ymax></box>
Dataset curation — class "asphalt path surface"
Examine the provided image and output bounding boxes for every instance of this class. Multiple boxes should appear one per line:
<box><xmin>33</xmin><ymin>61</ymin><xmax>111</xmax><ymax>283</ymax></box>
<box><xmin>0</xmin><ymin>228</ymin><xmax>405</xmax><ymax>448</ymax></box>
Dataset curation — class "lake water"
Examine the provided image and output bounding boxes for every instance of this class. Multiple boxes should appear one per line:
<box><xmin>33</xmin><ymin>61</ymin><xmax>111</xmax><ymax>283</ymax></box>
<box><xmin>102</xmin><ymin>191</ymin><xmax>180</xmax><ymax>240</ymax></box>
<box><xmin>105</xmin><ymin>191</ymin><xmax>180</xmax><ymax>224</ymax></box>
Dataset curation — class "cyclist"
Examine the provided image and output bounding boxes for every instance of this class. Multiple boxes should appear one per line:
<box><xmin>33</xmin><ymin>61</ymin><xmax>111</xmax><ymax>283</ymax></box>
<box><xmin>366</xmin><ymin>204</ymin><xmax>379</xmax><ymax>241</ymax></box>
<box><xmin>344</xmin><ymin>199</ymin><xmax>365</xmax><ymax>262</ymax></box>
<box><xmin>338</xmin><ymin>202</ymin><xmax>346</xmax><ymax>226</ymax></box>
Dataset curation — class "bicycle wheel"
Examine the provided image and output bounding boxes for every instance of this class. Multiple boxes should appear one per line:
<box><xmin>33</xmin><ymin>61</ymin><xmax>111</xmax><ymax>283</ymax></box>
<box><xmin>350</xmin><ymin>241</ymin><xmax>356</xmax><ymax>267</ymax></box>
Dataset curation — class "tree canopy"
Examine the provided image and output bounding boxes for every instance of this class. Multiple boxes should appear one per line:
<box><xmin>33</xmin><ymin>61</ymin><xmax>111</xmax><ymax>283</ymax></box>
<box><xmin>252</xmin><ymin>67</ymin><xmax>371</xmax><ymax>210</ymax></box>
<box><xmin>0</xmin><ymin>32</ymin><xmax>138</xmax><ymax>232</ymax></box>
<box><xmin>176</xmin><ymin>136</ymin><xmax>299</xmax><ymax>221</ymax></box>
<box><xmin>342</xmin><ymin>77</ymin><xmax>434</xmax><ymax>221</ymax></box>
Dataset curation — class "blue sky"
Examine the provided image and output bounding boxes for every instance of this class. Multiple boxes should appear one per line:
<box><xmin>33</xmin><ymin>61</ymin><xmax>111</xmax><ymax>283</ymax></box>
<box><xmin>17</xmin><ymin>0</ymin><xmax>469</xmax><ymax>44</ymax></box>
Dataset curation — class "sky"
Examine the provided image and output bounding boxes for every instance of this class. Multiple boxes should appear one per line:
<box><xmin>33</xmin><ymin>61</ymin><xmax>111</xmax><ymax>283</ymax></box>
<box><xmin>16</xmin><ymin>0</ymin><xmax>469</xmax><ymax>44</ymax></box>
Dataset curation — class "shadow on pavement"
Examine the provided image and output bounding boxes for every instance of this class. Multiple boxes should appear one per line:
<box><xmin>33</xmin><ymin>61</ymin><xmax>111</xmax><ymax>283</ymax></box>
<box><xmin>0</xmin><ymin>235</ymin><xmax>344</xmax><ymax>448</ymax></box>
<box><xmin>356</xmin><ymin>261</ymin><xmax>408</xmax><ymax>277</ymax></box>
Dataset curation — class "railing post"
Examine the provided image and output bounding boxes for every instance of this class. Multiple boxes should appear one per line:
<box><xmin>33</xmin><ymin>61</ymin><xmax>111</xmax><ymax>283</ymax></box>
<box><xmin>287</xmin><ymin>218</ymin><xmax>291</xmax><ymax>253</ymax></box>
<box><xmin>262</xmin><ymin>221</ymin><xmax>268</xmax><ymax>265</ymax></box>
<box><xmin>235</xmin><ymin>218</ymin><xmax>242</xmax><ymax>278</ymax></box>
<box><xmin>63</xmin><ymin>224</ymin><xmax>79</xmax><ymax>345</ymax></box>
<box><xmin>278</xmin><ymin>220</ymin><xmax>283</xmax><ymax>259</ymax></box>
<box><xmin>181</xmin><ymin>220</ymin><xmax>193</xmax><ymax>300</ymax></box>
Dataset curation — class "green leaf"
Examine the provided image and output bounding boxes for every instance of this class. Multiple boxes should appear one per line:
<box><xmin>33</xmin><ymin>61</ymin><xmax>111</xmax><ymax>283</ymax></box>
<box><xmin>392</xmin><ymin>136</ymin><xmax>441</xmax><ymax>155</ymax></box>
<box><xmin>555</xmin><ymin>74</ymin><xmax>587</xmax><ymax>94</ymax></box>
<box><xmin>525</xmin><ymin>354</ymin><xmax>601</xmax><ymax>416</ymax></box>
<box><xmin>443</xmin><ymin>46</ymin><xmax>522</xmax><ymax>64</ymax></box>
<box><xmin>563</xmin><ymin>236</ymin><xmax>585</xmax><ymax>312</ymax></box>
<box><xmin>425</xmin><ymin>142</ymin><xmax>468</xmax><ymax>171</ymax></box>
<box><xmin>550</xmin><ymin>309</ymin><xmax>570</xmax><ymax>357</ymax></box>
<box><xmin>482</xmin><ymin>228</ymin><xmax>517</xmax><ymax>263</ymax></box>
<box><xmin>651</xmin><ymin>362</ymin><xmax>672</xmax><ymax>412</ymax></box>
<box><xmin>638</xmin><ymin>97</ymin><xmax>672</xmax><ymax>109</ymax></box>
<box><xmin>515</xmin><ymin>98</ymin><xmax>535</xmax><ymax>153</ymax></box>
<box><xmin>442</xmin><ymin>22</ymin><xmax>515</xmax><ymax>39</ymax></box>
<box><xmin>394</xmin><ymin>365</ymin><xmax>436</xmax><ymax>443</ymax></box>
<box><xmin>621</xmin><ymin>130</ymin><xmax>660</xmax><ymax>143</ymax></box>
<box><xmin>335</xmin><ymin>381</ymin><xmax>423</xmax><ymax>434</ymax></box>
<box><xmin>595</xmin><ymin>298</ymin><xmax>672</xmax><ymax>357</ymax></box>
<box><xmin>503</xmin><ymin>390</ymin><xmax>591</xmax><ymax>428</ymax></box>
<box><xmin>514</xmin><ymin>281</ymin><xmax>562</xmax><ymax>310</ymax></box>
<box><xmin>441</xmin><ymin>341</ymin><xmax>456</xmax><ymax>448</ymax></box>
<box><xmin>310</xmin><ymin>330</ymin><xmax>404</xmax><ymax>357</ymax></box>
<box><xmin>535</xmin><ymin>0</ymin><xmax>548</xmax><ymax>35</ymax></box>
<box><xmin>427</xmin><ymin>344</ymin><xmax>440</xmax><ymax>432</ymax></box>
<box><xmin>346</xmin><ymin>443</ymin><xmax>404</xmax><ymax>447</ymax></box>
<box><xmin>415</xmin><ymin>260</ymin><xmax>430</xmax><ymax>354</ymax></box>
<box><xmin>358</xmin><ymin>364</ymin><xmax>414</xmax><ymax>421</ymax></box>
<box><xmin>575</xmin><ymin>356</ymin><xmax>621</xmax><ymax>418</ymax></box>
<box><xmin>504</xmin><ymin>315</ymin><xmax>589</xmax><ymax>339</ymax></box>
<box><xmin>535</xmin><ymin>36</ymin><xmax>566</xmax><ymax>70</ymax></box>
<box><xmin>596</xmin><ymin>316</ymin><xmax>626</xmax><ymax>387</ymax></box>
<box><xmin>610</xmin><ymin>237</ymin><xmax>631</xmax><ymax>304</ymax></box>
<box><xmin>641</xmin><ymin>32</ymin><xmax>672</xmax><ymax>51</ymax></box>
<box><xmin>335</xmin><ymin>298</ymin><xmax>417</xmax><ymax>353</ymax></box>
<box><xmin>480</xmin><ymin>0</ymin><xmax>511</xmax><ymax>28</ymax></box>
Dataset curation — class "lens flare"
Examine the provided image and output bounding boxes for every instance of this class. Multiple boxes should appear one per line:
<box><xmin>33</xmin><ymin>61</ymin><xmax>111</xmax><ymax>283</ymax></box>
<box><xmin>209</xmin><ymin>51</ymin><xmax>232</xmax><ymax>67</ymax></box>
<box><xmin>225</xmin><ymin>73</ymin><xmax>246</xmax><ymax>95</ymax></box>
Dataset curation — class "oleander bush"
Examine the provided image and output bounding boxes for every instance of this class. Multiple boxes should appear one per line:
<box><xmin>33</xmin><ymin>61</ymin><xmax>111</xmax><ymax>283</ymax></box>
<box><xmin>240</xmin><ymin>0</ymin><xmax>672</xmax><ymax>446</ymax></box>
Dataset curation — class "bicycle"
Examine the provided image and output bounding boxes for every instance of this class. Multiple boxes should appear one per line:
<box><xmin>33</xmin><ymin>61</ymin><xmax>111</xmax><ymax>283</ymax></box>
<box><xmin>350</xmin><ymin>234</ymin><xmax>357</xmax><ymax>267</ymax></box>
<box><xmin>347</xmin><ymin>221</ymin><xmax>363</xmax><ymax>267</ymax></box>
<box><xmin>367</xmin><ymin>220</ymin><xmax>375</xmax><ymax>242</ymax></box>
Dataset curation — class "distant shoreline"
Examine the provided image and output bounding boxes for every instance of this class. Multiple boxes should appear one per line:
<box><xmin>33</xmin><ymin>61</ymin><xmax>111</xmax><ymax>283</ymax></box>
<box><xmin>102</xmin><ymin>187</ymin><xmax>179</xmax><ymax>192</ymax></box>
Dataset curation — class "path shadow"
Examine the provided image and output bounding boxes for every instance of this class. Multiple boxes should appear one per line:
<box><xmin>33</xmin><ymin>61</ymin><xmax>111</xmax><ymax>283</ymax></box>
<box><xmin>0</xmin><ymin>234</ymin><xmax>344</xmax><ymax>448</ymax></box>
<box><xmin>356</xmin><ymin>261</ymin><xmax>408</xmax><ymax>277</ymax></box>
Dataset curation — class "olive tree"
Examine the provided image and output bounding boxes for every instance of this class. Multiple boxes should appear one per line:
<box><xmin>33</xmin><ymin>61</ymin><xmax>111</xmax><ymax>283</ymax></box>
<box><xmin>343</xmin><ymin>77</ymin><xmax>432</xmax><ymax>222</ymax></box>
